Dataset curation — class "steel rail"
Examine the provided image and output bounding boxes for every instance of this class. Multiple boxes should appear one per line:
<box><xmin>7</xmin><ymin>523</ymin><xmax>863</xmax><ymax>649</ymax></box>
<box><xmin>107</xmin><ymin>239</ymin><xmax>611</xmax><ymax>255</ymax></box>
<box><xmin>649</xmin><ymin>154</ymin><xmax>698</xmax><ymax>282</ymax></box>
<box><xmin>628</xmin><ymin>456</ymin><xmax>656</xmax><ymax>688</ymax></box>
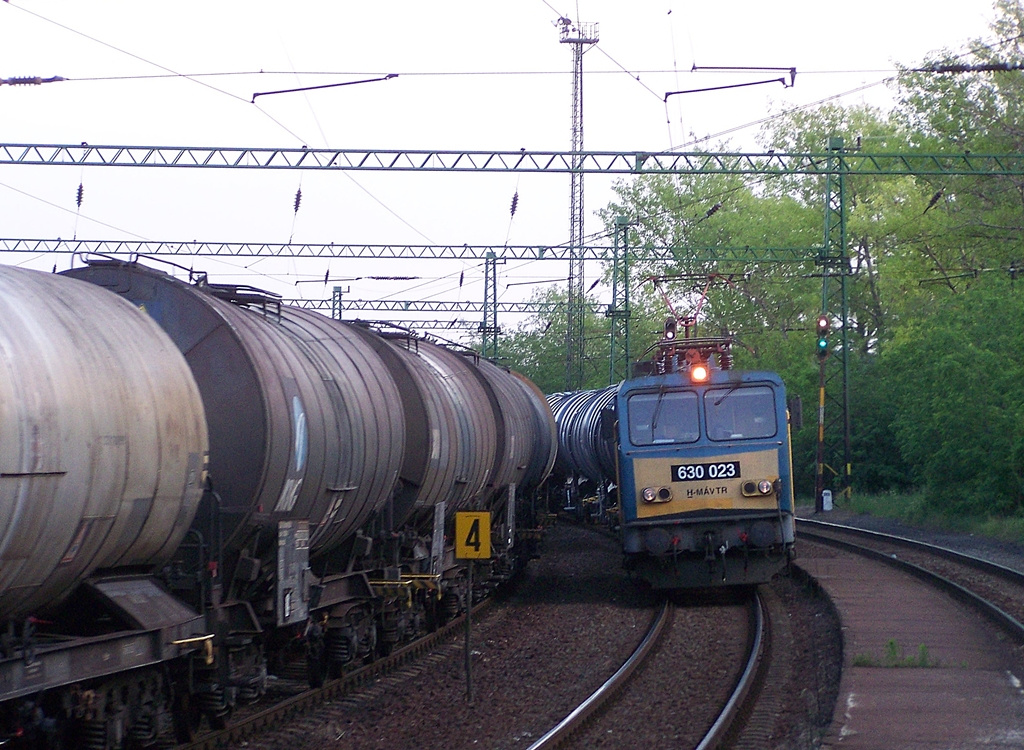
<box><xmin>798</xmin><ymin>517</ymin><xmax>1024</xmax><ymax>582</ymax></box>
<box><xmin>797</xmin><ymin>519</ymin><xmax>1024</xmax><ymax>645</ymax></box>
<box><xmin>527</xmin><ymin>590</ymin><xmax>769</xmax><ymax>750</ymax></box>
<box><xmin>526</xmin><ymin>599</ymin><xmax>672</xmax><ymax>750</ymax></box>
<box><xmin>695</xmin><ymin>591</ymin><xmax>768</xmax><ymax>750</ymax></box>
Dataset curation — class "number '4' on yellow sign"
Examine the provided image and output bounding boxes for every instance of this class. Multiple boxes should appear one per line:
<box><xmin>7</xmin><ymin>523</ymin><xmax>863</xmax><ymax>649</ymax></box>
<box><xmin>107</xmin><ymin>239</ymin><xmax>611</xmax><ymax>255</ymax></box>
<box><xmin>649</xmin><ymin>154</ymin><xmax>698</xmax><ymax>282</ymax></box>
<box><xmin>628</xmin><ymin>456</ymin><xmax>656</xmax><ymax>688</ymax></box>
<box><xmin>455</xmin><ymin>512</ymin><xmax>491</xmax><ymax>559</ymax></box>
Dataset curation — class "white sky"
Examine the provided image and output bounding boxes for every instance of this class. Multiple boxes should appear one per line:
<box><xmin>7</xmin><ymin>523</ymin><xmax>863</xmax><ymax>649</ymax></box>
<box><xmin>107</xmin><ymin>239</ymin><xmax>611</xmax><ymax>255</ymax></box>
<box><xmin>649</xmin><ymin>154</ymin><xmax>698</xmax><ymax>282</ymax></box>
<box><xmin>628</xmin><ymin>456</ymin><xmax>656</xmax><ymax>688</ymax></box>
<box><xmin>0</xmin><ymin>0</ymin><xmax>1001</xmax><ymax>339</ymax></box>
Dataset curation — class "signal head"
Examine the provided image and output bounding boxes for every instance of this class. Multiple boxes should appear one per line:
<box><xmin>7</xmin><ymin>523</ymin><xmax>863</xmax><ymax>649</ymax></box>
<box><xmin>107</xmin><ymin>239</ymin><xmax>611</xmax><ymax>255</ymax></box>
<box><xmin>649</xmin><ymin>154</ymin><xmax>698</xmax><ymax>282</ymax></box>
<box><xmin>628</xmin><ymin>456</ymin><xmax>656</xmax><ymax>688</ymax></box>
<box><xmin>664</xmin><ymin>316</ymin><xmax>677</xmax><ymax>340</ymax></box>
<box><xmin>815</xmin><ymin>315</ymin><xmax>829</xmax><ymax>358</ymax></box>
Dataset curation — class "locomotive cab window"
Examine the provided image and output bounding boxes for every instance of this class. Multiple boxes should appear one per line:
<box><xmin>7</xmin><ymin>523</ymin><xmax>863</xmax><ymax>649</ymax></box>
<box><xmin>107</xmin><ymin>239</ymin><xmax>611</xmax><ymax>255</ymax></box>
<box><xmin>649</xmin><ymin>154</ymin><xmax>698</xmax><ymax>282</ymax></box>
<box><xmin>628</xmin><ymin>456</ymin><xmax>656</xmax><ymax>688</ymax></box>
<box><xmin>705</xmin><ymin>385</ymin><xmax>777</xmax><ymax>441</ymax></box>
<box><xmin>627</xmin><ymin>389</ymin><xmax>699</xmax><ymax>445</ymax></box>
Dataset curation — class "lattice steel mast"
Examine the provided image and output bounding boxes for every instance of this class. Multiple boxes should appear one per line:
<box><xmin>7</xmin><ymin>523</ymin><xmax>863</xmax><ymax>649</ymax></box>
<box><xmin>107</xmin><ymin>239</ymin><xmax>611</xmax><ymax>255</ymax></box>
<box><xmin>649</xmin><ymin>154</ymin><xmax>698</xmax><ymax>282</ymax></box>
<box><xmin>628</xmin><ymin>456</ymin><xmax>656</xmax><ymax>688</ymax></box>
<box><xmin>481</xmin><ymin>251</ymin><xmax>501</xmax><ymax>358</ymax></box>
<box><xmin>819</xmin><ymin>136</ymin><xmax>852</xmax><ymax>503</ymax></box>
<box><xmin>559</xmin><ymin>17</ymin><xmax>598</xmax><ymax>390</ymax></box>
<box><xmin>607</xmin><ymin>216</ymin><xmax>631</xmax><ymax>385</ymax></box>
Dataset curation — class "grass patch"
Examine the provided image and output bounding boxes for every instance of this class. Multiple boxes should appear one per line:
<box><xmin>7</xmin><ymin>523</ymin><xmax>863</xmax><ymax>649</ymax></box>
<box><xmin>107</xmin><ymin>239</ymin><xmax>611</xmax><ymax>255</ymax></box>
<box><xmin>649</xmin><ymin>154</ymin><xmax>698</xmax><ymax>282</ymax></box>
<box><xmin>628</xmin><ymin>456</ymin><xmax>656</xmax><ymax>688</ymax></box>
<box><xmin>973</xmin><ymin>515</ymin><xmax>1024</xmax><ymax>544</ymax></box>
<box><xmin>852</xmin><ymin>640</ymin><xmax>937</xmax><ymax>668</ymax></box>
<box><xmin>843</xmin><ymin>489</ymin><xmax>930</xmax><ymax>524</ymax></box>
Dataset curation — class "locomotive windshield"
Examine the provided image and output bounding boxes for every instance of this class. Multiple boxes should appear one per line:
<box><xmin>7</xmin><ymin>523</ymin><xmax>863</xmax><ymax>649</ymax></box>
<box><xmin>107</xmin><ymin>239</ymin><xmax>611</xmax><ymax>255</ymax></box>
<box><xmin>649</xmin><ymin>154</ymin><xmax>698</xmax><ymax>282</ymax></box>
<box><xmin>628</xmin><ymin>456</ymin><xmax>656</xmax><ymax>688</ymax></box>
<box><xmin>627</xmin><ymin>389</ymin><xmax>699</xmax><ymax>445</ymax></box>
<box><xmin>705</xmin><ymin>385</ymin><xmax>777</xmax><ymax>441</ymax></box>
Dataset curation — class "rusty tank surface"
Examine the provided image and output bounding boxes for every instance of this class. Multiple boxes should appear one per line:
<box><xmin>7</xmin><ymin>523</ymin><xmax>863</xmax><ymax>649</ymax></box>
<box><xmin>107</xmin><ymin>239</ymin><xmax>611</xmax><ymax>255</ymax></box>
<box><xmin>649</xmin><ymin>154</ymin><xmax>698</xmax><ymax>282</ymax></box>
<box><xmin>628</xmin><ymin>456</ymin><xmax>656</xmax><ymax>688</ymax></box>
<box><xmin>0</xmin><ymin>266</ymin><xmax>208</xmax><ymax>619</ymax></box>
<box><xmin>64</xmin><ymin>262</ymin><xmax>406</xmax><ymax>563</ymax></box>
<box><xmin>389</xmin><ymin>335</ymin><xmax>499</xmax><ymax>514</ymax></box>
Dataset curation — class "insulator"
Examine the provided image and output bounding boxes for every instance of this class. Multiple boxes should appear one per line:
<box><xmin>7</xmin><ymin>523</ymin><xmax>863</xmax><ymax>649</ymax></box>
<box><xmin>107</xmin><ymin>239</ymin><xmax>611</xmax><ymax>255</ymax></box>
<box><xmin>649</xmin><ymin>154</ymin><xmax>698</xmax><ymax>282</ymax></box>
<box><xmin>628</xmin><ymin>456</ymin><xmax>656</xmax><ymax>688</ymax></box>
<box><xmin>76</xmin><ymin>183</ymin><xmax>84</xmax><ymax>208</ymax></box>
<box><xmin>293</xmin><ymin>188</ymin><xmax>302</xmax><ymax>213</ymax></box>
<box><xmin>719</xmin><ymin>350</ymin><xmax>733</xmax><ymax>370</ymax></box>
<box><xmin>705</xmin><ymin>202</ymin><xmax>722</xmax><ymax>218</ymax></box>
<box><xmin>7</xmin><ymin>77</ymin><xmax>43</xmax><ymax>86</ymax></box>
<box><xmin>510</xmin><ymin>191</ymin><xmax>519</xmax><ymax>217</ymax></box>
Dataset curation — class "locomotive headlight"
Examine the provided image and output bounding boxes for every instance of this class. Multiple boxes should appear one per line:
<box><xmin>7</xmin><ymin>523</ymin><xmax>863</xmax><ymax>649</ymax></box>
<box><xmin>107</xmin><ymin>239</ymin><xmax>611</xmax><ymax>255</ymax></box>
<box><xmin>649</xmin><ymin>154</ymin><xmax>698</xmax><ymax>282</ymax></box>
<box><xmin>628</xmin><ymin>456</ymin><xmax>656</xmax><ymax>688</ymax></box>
<box><xmin>742</xmin><ymin>479</ymin><xmax>777</xmax><ymax>497</ymax></box>
<box><xmin>690</xmin><ymin>361</ymin><xmax>710</xmax><ymax>383</ymax></box>
<box><xmin>641</xmin><ymin>486</ymin><xmax>672</xmax><ymax>503</ymax></box>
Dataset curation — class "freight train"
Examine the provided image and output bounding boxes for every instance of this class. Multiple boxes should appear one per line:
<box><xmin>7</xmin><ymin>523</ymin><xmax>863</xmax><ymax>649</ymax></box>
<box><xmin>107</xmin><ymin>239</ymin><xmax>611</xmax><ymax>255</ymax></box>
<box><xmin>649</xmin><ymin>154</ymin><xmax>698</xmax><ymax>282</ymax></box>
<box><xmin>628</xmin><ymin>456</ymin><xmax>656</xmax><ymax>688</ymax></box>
<box><xmin>550</xmin><ymin>317</ymin><xmax>795</xmax><ymax>589</ymax></box>
<box><xmin>0</xmin><ymin>261</ymin><xmax>556</xmax><ymax>747</ymax></box>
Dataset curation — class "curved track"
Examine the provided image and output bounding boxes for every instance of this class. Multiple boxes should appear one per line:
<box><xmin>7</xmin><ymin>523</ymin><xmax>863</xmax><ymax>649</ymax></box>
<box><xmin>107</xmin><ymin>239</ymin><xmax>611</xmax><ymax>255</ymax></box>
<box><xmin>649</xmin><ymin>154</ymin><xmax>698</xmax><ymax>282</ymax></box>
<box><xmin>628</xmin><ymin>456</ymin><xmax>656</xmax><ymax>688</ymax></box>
<box><xmin>797</xmin><ymin>517</ymin><xmax>1024</xmax><ymax>745</ymax></box>
<box><xmin>798</xmin><ymin>517</ymin><xmax>1024</xmax><ymax>644</ymax></box>
<box><xmin>694</xmin><ymin>593</ymin><xmax>767</xmax><ymax>750</ymax></box>
<box><xmin>527</xmin><ymin>591</ymin><xmax>769</xmax><ymax>750</ymax></box>
<box><xmin>192</xmin><ymin>523</ymin><xmax>804</xmax><ymax>750</ymax></box>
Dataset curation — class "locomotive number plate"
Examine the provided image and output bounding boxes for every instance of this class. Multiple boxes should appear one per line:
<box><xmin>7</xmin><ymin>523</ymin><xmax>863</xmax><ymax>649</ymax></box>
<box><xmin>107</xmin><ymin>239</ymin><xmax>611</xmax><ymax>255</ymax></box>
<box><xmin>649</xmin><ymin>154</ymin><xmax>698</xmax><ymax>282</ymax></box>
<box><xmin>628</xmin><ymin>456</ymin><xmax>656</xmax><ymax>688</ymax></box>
<box><xmin>671</xmin><ymin>461</ymin><xmax>741</xmax><ymax>482</ymax></box>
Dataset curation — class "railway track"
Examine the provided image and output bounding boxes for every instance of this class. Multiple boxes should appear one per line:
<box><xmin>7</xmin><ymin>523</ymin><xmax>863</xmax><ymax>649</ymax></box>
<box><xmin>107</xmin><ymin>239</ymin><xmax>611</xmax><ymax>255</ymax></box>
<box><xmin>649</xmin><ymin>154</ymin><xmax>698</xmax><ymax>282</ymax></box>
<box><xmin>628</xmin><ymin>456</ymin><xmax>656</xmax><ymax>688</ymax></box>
<box><xmin>798</xmin><ymin>517</ymin><xmax>1024</xmax><ymax>644</ymax></box>
<box><xmin>189</xmin><ymin>523</ymin><xmax>839</xmax><ymax>750</ymax></box>
<box><xmin>526</xmin><ymin>590</ymin><xmax>770</xmax><ymax>750</ymax></box>
<box><xmin>188</xmin><ymin>522</ymin><xmax>664</xmax><ymax>750</ymax></box>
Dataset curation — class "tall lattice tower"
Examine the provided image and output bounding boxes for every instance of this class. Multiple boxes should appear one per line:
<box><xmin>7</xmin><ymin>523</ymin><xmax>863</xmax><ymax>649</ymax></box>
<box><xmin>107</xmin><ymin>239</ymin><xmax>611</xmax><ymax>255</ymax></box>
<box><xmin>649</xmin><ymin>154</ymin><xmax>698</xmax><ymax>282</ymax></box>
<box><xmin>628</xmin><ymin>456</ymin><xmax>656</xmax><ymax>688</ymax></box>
<box><xmin>559</xmin><ymin>17</ymin><xmax>598</xmax><ymax>391</ymax></box>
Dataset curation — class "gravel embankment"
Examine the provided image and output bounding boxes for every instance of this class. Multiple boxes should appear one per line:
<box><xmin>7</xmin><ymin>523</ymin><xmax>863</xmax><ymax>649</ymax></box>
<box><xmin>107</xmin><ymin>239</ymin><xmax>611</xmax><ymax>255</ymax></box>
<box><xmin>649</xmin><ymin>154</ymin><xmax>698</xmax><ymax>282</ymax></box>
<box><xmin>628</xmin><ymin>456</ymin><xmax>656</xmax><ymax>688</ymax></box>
<box><xmin>235</xmin><ymin>522</ymin><xmax>845</xmax><ymax>750</ymax></box>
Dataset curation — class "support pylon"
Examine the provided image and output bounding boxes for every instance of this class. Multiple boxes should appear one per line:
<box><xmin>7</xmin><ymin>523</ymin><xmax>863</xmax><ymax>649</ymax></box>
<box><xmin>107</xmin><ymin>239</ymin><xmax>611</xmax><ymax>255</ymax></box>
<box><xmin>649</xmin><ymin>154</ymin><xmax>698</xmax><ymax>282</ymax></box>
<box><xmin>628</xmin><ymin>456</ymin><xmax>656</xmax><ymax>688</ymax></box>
<box><xmin>559</xmin><ymin>17</ymin><xmax>598</xmax><ymax>390</ymax></box>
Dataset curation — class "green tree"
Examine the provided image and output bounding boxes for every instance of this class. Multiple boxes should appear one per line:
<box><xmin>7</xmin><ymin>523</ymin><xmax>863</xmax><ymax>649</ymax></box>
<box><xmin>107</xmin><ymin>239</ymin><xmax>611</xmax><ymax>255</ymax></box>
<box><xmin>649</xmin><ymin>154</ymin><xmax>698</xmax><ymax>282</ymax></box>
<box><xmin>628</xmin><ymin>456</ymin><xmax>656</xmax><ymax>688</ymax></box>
<box><xmin>880</xmin><ymin>280</ymin><xmax>1024</xmax><ymax>514</ymax></box>
<box><xmin>889</xmin><ymin>0</ymin><xmax>1024</xmax><ymax>307</ymax></box>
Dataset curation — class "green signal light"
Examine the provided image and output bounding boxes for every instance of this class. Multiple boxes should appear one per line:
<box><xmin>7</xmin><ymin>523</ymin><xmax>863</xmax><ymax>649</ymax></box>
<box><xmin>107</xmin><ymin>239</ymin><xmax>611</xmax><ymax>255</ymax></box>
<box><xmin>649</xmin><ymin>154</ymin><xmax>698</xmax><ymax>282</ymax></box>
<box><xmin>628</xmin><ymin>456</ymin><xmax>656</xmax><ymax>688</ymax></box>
<box><xmin>815</xmin><ymin>315</ymin><xmax>829</xmax><ymax>358</ymax></box>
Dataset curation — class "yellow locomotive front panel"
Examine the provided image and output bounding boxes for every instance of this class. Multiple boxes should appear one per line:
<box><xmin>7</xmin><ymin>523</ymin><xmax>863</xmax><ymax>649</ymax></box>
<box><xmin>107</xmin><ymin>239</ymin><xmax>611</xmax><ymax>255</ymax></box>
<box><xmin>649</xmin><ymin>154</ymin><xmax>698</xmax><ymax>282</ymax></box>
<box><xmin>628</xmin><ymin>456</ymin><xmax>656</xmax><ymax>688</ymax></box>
<box><xmin>632</xmin><ymin>449</ymin><xmax>781</xmax><ymax>518</ymax></box>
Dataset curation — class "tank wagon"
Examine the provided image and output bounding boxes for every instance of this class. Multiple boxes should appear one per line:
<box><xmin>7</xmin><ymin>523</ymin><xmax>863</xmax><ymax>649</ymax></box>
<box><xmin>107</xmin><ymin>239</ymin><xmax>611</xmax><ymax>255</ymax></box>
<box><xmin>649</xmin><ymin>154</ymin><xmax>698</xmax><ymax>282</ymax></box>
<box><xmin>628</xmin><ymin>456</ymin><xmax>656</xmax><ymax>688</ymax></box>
<box><xmin>546</xmin><ymin>386</ymin><xmax>618</xmax><ymax>518</ymax></box>
<box><xmin>551</xmin><ymin>318</ymin><xmax>795</xmax><ymax>589</ymax></box>
<box><xmin>0</xmin><ymin>261</ymin><xmax>556</xmax><ymax>746</ymax></box>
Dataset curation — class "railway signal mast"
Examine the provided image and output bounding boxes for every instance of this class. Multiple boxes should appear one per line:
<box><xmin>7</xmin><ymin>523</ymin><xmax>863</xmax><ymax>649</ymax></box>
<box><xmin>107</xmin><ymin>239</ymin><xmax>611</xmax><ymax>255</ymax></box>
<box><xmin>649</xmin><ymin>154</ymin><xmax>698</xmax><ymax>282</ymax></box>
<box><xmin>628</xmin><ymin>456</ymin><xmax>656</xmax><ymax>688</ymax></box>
<box><xmin>559</xmin><ymin>16</ymin><xmax>599</xmax><ymax>390</ymax></box>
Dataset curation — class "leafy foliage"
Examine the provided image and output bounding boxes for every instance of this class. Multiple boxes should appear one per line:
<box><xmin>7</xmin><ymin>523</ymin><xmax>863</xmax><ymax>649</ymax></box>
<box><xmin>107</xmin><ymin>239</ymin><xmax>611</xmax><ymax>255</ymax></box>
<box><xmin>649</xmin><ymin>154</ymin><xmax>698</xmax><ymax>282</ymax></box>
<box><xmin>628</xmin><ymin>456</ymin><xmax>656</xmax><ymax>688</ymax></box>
<box><xmin>880</xmin><ymin>280</ymin><xmax>1024</xmax><ymax>514</ymax></box>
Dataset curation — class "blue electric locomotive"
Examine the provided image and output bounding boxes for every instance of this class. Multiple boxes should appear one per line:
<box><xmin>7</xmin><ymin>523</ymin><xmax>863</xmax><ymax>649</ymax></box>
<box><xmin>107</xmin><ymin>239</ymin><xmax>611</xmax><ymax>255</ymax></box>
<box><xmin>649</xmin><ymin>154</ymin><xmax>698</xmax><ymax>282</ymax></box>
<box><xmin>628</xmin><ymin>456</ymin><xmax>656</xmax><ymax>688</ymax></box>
<box><xmin>613</xmin><ymin>319</ymin><xmax>795</xmax><ymax>588</ymax></box>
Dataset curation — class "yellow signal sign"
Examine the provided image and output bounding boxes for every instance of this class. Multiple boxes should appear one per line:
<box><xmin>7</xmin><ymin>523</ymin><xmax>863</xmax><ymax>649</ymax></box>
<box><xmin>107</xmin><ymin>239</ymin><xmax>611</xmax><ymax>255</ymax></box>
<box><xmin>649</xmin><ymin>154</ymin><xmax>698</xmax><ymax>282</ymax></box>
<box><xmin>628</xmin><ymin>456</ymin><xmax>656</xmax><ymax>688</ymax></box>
<box><xmin>455</xmin><ymin>512</ymin><xmax>491</xmax><ymax>559</ymax></box>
